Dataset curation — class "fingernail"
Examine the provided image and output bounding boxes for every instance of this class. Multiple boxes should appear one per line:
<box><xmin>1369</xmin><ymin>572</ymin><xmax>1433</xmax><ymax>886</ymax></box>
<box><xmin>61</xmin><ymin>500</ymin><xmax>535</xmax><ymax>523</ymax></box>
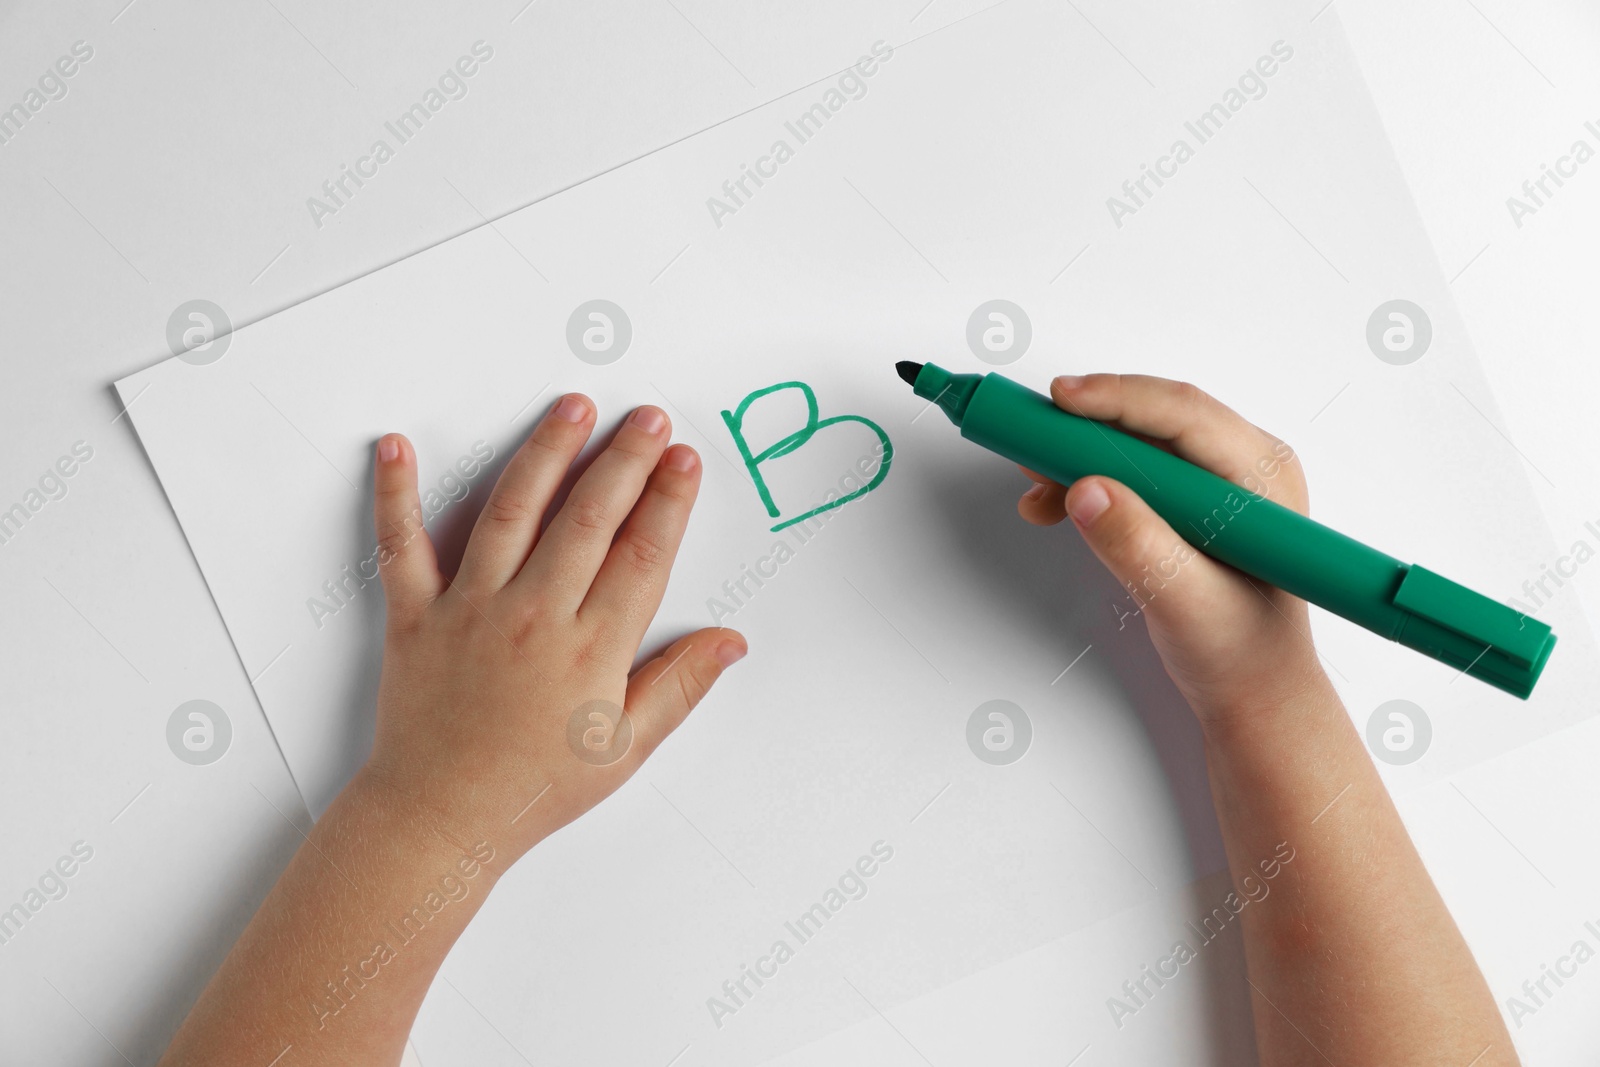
<box><xmin>664</xmin><ymin>445</ymin><xmax>698</xmax><ymax>472</ymax></box>
<box><xmin>377</xmin><ymin>436</ymin><xmax>400</xmax><ymax>463</ymax></box>
<box><xmin>715</xmin><ymin>640</ymin><xmax>747</xmax><ymax>668</ymax></box>
<box><xmin>552</xmin><ymin>395</ymin><xmax>588</xmax><ymax>423</ymax></box>
<box><xmin>1068</xmin><ymin>481</ymin><xmax>1111</xmax><ymax>525</ymax></box>
<box><xmin>630</xmin><ymin>407</ymin><xmax>667</xmax><ymax>434</ymax></box>
<box><xmin>1022</xmin><ymin>482</ymin><xmax>1047</xmax><ymax>501</ymax></box>
<box><xmin>1055</xmin><ymin>374</ymin><xmax>1086</xmax><ymax>390</ymax></box>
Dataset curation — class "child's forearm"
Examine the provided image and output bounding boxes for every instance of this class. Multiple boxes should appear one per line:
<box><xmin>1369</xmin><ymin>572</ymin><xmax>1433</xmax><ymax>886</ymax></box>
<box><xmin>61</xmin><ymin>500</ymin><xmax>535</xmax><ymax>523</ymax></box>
<box><xmin>1199</xmin><ymin>678</ymin><xmax>1517</xmax><ymax>1066</ymax></box>
<box><xmin>157</xmin><ymin>770</ymin><xmax>503</xmax><ymax>1067</ymax></box>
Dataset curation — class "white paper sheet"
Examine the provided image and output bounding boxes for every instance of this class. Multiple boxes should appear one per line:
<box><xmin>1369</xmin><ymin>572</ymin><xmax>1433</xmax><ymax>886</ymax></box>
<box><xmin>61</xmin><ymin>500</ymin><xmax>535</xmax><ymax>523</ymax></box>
<box><xmin>114</xmin><ymin>2</ymin><xmax>1599</xmax><ymax>1062</ymax></box>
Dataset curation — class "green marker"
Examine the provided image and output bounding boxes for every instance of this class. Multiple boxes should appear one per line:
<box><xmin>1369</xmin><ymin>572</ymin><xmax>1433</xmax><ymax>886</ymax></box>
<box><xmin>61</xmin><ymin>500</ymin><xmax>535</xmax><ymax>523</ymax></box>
<box><xmin>897</xmin><ymin>361</ymin><xmax>1556</xmax><ymax>699</ymax></box>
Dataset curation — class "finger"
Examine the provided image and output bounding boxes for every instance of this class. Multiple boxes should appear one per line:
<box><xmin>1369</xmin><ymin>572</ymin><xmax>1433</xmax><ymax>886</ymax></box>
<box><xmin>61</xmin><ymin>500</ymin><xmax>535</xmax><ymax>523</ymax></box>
<box><xmin>580</xmin><ymin>444</ymin><xmax>701</xmax><ymax>650</ymax></box>
<box><xmin>456</xmin><ymin>394</ymin><xmax>594</xmax><ymax>595</ymax></box>
<box><xmin>1050</xmin><ymin>375</ymin><xmax>1306</xmax><ymax>512</ymax></box>
<box><xmin>1018</xmin><ymin>464</ymin><xmax>1051</xmax><ymax>484</ymax></box>
<box><xmin>513</xmin><ymin>405</ymin><xmax>671</xmax><ymax>613</ymax></box>
<box><xmin>1018</xmin><ymin>479</ymin><xmax>1068</xmax><ymax>525</ymax></box>
<box><xmin>373</xmin><ymin>434</ymin><xmax>445</xmax><ymax>627</ymax></box>
<box><xmin>623</xmin><ymin>628</ymin><xmax>746</xmax><ymax>760</ymax></box>
<box><xmin>1064</xmin><ymin>476</ymin><xmax>1237</xmax><ymax>630</ymax></box>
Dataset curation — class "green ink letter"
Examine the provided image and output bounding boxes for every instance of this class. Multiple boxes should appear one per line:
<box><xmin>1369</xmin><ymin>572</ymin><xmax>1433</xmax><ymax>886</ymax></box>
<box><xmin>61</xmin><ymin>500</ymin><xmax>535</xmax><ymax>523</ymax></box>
<box><xmin>720</xmin><ymin>382</ymin><xmax>892</xmax><ymax>532</ymax></box>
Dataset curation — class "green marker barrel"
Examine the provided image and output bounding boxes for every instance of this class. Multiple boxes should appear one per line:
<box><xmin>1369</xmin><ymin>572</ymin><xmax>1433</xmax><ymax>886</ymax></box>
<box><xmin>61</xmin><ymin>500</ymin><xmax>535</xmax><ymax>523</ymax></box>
<box><xmin>899</xmin><ymin>361</ymin><xmax>1556</xmax><ymax>699</ymax></box>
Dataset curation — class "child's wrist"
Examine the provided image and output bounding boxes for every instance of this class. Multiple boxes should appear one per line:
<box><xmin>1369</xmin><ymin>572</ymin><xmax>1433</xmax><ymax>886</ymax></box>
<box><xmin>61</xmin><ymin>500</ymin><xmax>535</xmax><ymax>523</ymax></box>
<box><xmin>344</xmin><ymin>766</ymin><xmax>513</xmax><ymax>888</ymax></box>
<box><xmin>1190</xmin><ymin>659</ymin><xmax>1341</xmax><ymax>745</ymax></box>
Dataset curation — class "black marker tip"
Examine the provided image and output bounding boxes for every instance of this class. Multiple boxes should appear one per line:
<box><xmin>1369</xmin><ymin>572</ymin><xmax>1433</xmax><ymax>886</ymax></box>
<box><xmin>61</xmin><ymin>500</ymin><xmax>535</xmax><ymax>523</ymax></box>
<box><xmin>895</xmin><ymin>361</ymin><xmax>923</xmax><ymax>387</ymax></box>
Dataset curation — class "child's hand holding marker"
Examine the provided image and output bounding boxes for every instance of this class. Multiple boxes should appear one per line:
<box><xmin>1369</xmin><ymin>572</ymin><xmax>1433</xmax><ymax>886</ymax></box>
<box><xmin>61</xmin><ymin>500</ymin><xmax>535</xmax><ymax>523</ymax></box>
<box><xmin>158</xmin><ymin>378</ymin><xmax>1520</xmax><ymax>1067</ymax></box>
<box><xmin>899</xmin><ymin>360</ymin><xmax>1553</xmax><ymax>698</ymax></box>
<box><xmin>1012</xmin><ymin>373</ymin><xmax>1327</xmax><ymax>724</ymax></box>
<box><xmin>1009</xmin><ymin>371</ymin><xmax>1517</xmax><ymax>1065</ymax></box>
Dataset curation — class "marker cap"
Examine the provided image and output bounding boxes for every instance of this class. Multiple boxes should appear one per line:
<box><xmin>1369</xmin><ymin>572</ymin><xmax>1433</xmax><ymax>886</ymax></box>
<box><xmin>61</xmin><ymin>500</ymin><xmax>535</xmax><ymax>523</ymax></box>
<box><xmin>1390</xmin><ymin>565</ymin><xmax>1556</xmax><ymax>698</ymax></box>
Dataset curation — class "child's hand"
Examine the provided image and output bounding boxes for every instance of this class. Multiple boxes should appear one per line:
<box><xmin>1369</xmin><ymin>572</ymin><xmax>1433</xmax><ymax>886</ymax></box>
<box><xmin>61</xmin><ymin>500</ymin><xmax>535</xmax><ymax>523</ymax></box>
<box><xmin>1015</xmin><ymin>374</ymin><xmax>1331</xmax><ymax>725</ymax></box>
<box><xmin>361</xmin><ymin>397</ymin><xmax>746</xmax><ymax>860</ymax></box>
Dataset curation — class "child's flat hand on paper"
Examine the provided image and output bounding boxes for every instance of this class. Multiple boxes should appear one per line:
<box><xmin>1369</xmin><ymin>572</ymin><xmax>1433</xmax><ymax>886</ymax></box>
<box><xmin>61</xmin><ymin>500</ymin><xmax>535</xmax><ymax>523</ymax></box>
<box><xmin>362</xmin><ymin>396</ymin><xmax>746</xmax><ymax>860</ymax></box>
<box><xmin>1014</xmin><ymin>374</ymin><xmax>1331</xmax><ymax>724</ymax></box>
<box><xmin>157</xmin><ymin>396</ymin><xmax>746</xmax><ymax>1067</ymax></box>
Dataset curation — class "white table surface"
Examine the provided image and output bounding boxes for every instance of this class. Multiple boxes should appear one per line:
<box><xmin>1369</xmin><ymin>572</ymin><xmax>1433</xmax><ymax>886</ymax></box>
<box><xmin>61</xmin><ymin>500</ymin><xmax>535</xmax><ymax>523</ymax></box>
<box><xmin>2</xmin><ymin>1</ymin><xmax>1596</xmax><ymax>1063</ymax></box>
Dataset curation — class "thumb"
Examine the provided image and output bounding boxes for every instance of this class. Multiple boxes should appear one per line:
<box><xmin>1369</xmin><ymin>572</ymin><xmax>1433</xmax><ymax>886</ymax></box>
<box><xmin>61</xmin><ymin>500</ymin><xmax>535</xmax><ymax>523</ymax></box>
<box><xmin>1064</xmin><ymin>476</ymin><xmax>1235</xmax><ymax>631</ymax></box>
<box><xmin>373</xmin><ymin>434</ymin><xmax>444</xmax><ymax>627</ymax></box>
<box><xmin>624</xmin><ymin>628</ymin><xmax>747</xmax><ymax>759</ymax></box>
